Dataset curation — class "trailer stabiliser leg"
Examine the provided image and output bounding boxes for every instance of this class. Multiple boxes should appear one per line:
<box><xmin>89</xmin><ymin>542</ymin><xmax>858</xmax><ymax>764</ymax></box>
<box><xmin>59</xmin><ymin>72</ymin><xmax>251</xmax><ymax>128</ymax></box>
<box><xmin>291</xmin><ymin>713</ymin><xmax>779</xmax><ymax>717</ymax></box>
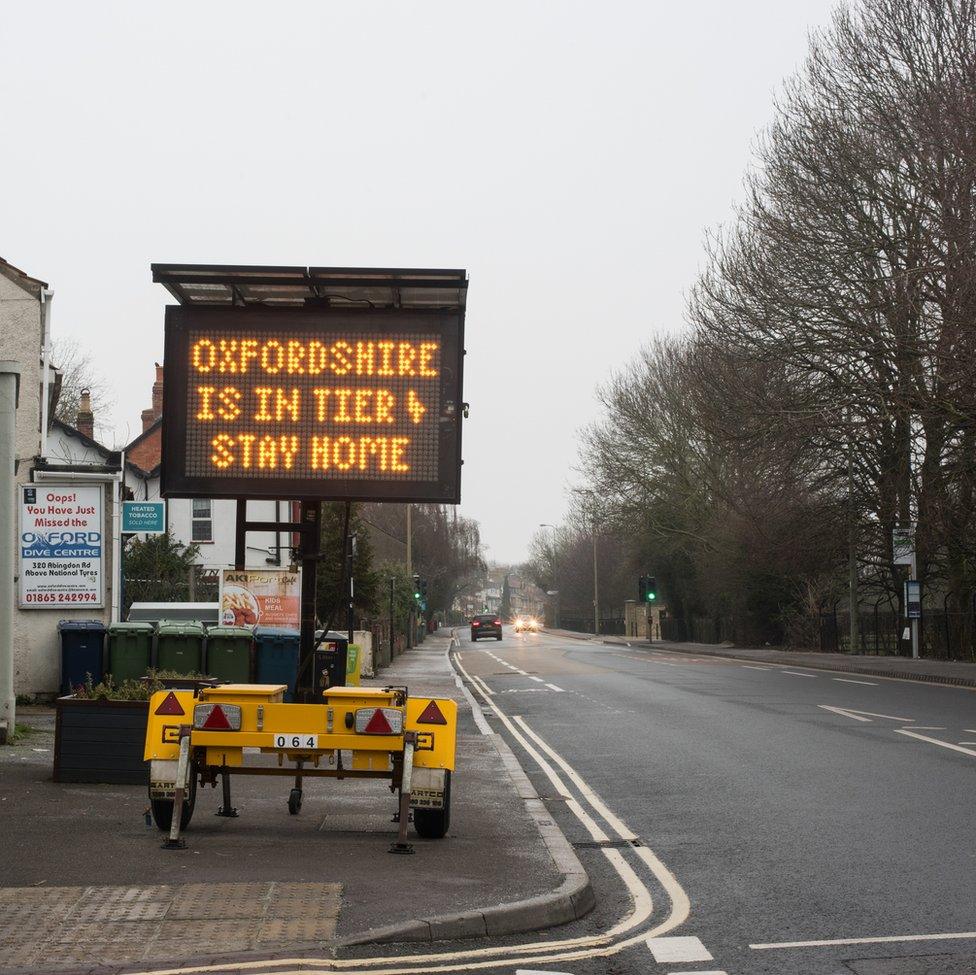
<box><xmin>216</xmin><ymin>768</ymin><xmax>238</xmax><ymax>818</ymax></box>
<box><xmin>162</xmin><ymin>732</ymin><xmax>191</xmax><ymax>850</ymax></box>
<box><xmin>389</xmin><ymin>733</ymin><xmax>416</xmax><ymax>855</ymax></box>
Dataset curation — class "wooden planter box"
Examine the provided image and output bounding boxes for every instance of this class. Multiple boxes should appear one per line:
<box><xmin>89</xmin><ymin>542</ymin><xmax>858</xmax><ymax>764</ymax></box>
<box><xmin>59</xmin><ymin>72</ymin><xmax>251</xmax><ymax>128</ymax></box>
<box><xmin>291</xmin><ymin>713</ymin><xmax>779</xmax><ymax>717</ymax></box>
<box><xmin>53</xmin><ymin>696</ymin><xmax>149</xmax><ymax>785</ymax></box>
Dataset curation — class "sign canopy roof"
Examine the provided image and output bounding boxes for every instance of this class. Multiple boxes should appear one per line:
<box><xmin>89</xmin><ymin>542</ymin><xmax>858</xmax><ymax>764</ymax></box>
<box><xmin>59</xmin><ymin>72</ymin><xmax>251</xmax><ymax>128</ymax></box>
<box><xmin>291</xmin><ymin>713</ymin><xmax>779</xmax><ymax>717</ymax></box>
<box><xmin>151</xmin><ymin>264</ymin><xmax>467</xmax><ymax>311</ymax></box>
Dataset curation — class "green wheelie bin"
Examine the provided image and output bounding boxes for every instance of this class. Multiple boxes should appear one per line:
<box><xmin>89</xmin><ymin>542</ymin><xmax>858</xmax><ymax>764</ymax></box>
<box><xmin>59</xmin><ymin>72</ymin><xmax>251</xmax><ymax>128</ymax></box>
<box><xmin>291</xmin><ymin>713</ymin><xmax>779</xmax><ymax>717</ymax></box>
<box><xmin>106</xmin><ymin>621</ymin><xmax>155</xmax><ymax>683</ymax></box>
<box><xmin>156</xmin><ymin>620</ymin><xmax>205</xmax><ymax>674</ymax></box>
<box><xmin>205</xmin><ymin>626</ymin><xmax>254</xmax><ymax>683</ymax></box>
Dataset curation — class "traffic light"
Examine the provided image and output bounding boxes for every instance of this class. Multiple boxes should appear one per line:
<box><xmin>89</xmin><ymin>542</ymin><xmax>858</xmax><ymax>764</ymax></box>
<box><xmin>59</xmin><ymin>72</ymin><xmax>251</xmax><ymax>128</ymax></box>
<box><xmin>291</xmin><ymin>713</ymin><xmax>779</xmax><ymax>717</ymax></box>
<box><xmin>638</xmin><ymin>575</ymin><xmax>658</xmax><ymax>603</ymax></box>
<box><xmin>413</xmin><ymin>573</ymin><xmax>421</xmax><ymax>600</ymax></box>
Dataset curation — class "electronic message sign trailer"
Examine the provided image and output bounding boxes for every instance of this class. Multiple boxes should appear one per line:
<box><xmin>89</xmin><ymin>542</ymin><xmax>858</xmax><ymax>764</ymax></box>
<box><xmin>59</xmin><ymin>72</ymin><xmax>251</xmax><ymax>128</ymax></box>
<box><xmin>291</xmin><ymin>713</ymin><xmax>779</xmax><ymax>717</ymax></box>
<box><xmin>149</xmin><ymin>265</ymin><xmax>466</xmax><ymax>851</ymax></box>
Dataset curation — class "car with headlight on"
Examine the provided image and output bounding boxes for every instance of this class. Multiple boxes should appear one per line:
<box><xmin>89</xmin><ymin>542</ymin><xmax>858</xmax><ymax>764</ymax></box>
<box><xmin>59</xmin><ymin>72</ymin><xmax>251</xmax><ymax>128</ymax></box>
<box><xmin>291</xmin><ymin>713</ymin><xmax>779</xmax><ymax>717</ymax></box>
<box><xmin>513</xmin><ymin>616</ymin><xmax>540</xmax><ymax>633</ymax></box>
<box><xmin>471</xmin><ymin>614</ymin><xmax>503</xmax><ymax>641</ymax></box>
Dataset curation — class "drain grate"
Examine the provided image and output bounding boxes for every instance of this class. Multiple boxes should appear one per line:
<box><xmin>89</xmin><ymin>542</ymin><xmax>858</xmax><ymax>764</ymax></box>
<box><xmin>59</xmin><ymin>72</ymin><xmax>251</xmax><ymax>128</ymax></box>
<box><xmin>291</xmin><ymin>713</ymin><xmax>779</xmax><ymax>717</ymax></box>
<box><xmin>573</xmin><ymin>838</ymin><xmax>643</xmax><ymax>849</ymax></box>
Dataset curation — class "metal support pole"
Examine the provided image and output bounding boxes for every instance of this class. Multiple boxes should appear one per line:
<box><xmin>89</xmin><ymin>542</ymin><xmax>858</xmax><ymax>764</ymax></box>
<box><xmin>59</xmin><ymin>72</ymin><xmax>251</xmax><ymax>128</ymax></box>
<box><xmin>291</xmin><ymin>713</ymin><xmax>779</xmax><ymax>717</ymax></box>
<box><xmin>910</xmin><ymin>550</ymin><xmax>919</xmax><ymax>660</ymax></box>
<box><xmin>389</xmin><ymin>576</ymin><xmax>395</xmax><ymax>660</ymax></box>
<box><xmin>405</xmin><ymin>504</ymin><xmax>413</xmax><ymax>650</ymax></box>
<box><xmin>162</xmin><ymin>731</ymin><xmax>191</xmax><ymax>849</ymax></box>
<box><xmin>592</xmin><ymin>514</ymin><xmax>599</xmax><ymax>637</ymax></box>
<box><xmin>389</xmin><ymin>732</ymin><xmax>416</xmax><ymax>854</ymax></box>
<box><xmin>347</xmin><ymin>530</ymin><xmax>356</xmax><ymax>644</ymax></box>
<box><xmin>234</xmin><ymin>499</ymin><xmax>247</xmax><ymax>570</ymax></box>
<box><xmin>216</xmin><ymin>769</ymin><xmax>238</xmax><ymax>817</ymax></box>
<box><xmin>0</xmin><ymin>362</ymin><xmax>21</xmax><ymax>745</ymax></box>
<box><xmin>298</xmin><ymin>500</ymin><xmax>320</xmax><ymax>697</ymax></box>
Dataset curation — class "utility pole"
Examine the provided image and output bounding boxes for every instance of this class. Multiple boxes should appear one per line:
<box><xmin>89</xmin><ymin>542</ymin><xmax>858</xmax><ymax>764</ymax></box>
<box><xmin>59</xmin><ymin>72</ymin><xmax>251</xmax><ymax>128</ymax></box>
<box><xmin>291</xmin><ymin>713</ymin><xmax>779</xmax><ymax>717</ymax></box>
<box><xmin>591</xmin><ymin>506</ymin><xmax>599</xmax><ymax>637</ymax></box>
<box><xmin>539</xmin><ymin>523</ymin><xmax>559</xmax><ymax>628</ymax></box>
<box><xmin>0</xmin><ymin>361</ymin><xmax>21</xmax><ymax>745</ymax></box>
<box><xmin>346</xmin><ymin>532</ymin><xmax>357</xmax><ymax>644</ymax></box>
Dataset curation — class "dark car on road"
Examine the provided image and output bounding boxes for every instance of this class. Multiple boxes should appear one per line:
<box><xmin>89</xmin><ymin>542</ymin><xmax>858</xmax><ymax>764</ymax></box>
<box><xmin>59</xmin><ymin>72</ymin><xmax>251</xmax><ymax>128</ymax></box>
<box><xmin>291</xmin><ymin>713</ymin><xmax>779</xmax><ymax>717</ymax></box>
<box><xmin>471</xmin><ymin>614</ymin><xmax>502</xmax><ymax>641</ymax></box>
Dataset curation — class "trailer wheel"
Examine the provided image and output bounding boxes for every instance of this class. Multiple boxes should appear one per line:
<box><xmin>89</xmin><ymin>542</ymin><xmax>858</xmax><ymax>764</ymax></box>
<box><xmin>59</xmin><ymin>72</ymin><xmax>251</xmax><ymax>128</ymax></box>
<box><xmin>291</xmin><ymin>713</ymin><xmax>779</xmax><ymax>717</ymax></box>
<box><xmin>413</xmin><ymin>771</ymin><xmax>451</xmax><ymax>839</ymax></box>
<box><xmin>149</xmin><ymin>771</ymin><xmax>197</xmax><ymax>832</ymax></box>
<box><xmin>287</xmin><ymin>788</ymin><xmax>303</xmax><ymax>815</ymax></box>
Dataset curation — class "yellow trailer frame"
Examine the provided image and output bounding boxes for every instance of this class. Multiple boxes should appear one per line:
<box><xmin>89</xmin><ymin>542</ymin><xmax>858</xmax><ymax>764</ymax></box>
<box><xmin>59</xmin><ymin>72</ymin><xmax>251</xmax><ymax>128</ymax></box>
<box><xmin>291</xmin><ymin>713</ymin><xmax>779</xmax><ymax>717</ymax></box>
<box><xmin>144</xmin><ymin>682</ymin><xmax>457</xmax><ymax>853</ymax></box>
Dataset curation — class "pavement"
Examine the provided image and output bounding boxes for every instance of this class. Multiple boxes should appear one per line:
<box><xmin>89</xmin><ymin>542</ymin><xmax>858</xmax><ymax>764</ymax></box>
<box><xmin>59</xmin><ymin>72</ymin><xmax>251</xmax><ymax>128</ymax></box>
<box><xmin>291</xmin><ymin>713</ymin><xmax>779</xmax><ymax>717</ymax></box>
<box><xmin>0</xmin><ymin>631</ymin><xmax>592</xmax><ymax>974</ymax></box>
<box><xmin>551</xmin><ymin>627</ymin><xmax>976</xmax><ymax>687</ymax></box>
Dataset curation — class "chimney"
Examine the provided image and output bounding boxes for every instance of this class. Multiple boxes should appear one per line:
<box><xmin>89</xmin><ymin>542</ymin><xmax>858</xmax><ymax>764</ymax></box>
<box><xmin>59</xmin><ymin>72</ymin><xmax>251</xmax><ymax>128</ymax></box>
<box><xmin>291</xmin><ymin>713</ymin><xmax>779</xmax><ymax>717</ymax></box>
<box><xmin>76</xmin><ymin>388</ymin><xmax>94</xmax><ymax>440</ymax></box>
<box><xmin>141</xmin><ymin>362</ymin><xmax>164</xmax><ymax>432</ymax></box>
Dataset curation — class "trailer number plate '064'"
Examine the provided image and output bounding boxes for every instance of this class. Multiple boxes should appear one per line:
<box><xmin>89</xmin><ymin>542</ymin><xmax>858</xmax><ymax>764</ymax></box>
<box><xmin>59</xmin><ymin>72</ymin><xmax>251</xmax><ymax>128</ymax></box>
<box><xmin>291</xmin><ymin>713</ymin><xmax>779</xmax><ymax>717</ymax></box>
<box><xmin>273</xmin><ymin>734</ymin><xmax>318</xmax><ymax>749</ymax></box>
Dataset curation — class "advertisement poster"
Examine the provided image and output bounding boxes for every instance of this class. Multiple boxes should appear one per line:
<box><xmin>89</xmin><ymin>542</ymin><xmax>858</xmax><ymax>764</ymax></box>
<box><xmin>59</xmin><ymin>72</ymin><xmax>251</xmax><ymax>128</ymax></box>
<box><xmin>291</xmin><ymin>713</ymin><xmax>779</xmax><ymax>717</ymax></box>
<box><xmin>19</xmin><ymin>484</ymin><xmax>104</xmax><ymax>608</ymax></box>
<box><xmin>220</xmin><ymin>568</ymin><xmax>301</xmax><ymax>629</ymax></box>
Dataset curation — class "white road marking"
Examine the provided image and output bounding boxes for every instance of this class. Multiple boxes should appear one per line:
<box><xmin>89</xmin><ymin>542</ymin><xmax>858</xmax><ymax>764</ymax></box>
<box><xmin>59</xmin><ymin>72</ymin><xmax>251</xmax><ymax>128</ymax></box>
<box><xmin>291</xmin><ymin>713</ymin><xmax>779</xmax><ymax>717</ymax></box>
<box><xmin>470</xmin><ymin>674</ymin><xmax>496</xmax><ymax>698</ymax></box>
<box><xmin>516</xmin><ymin>970</ymin><xmax>576</xmax><ymax>974</ymax></box>
<box><xmin>818</xmin><ymin>705</ymin><xmax>912</xmax><ymax>722</ymax></box>
<box><xmin>832</xmin><ymin>678</ymin><xmax>877</xmax><ymax>685</ymax></box>
<box><xmin>668</xmin><ymin>971</ymin><xmax>727</xmax><ymax>975</ymax></box>
<box><xmin>896</xmin><ymin>728</ymin><xmax>976</xmax><ymax>758</ymax></box>
<box><xmin>647</xmin><ymin>935</ymin><xmax>713</xmax><ymax>963</ymax></box>
<box><xmin>750</xmin><ymin>930</ymin><xmax>976</xmax><ymax>950</ymax></box>
<box><xmin>741</xmin><ymin>665</ymin><xmax>771</xmax><ymax>671</ymax></box>
<box><xmin>529</xmin><ymin>675</ymin><xmax>545</xmax><ymax>683</ymax></box>
<box><xmin>454</xmin><ymin>673</ymin><xmax>493</xmax><ymax>736</ymax></box>
<box><xmin>545</xmin><ymin>683</ymin><xmax>566</xmax><ymax>692</ymax></box>
<box><xmin>910</xmin><ymin>726</ymin><xmax>946</xmax><ymax>730</ymax></box>
<box><xmin>958</xmin><ymin>741</ymin><xmax>976</xmax><ymax>745</ymax></box>
<box><xmin>783</xmin><ymin>670</ymin><xmax>817</xmax><ymax>678</ymax></box>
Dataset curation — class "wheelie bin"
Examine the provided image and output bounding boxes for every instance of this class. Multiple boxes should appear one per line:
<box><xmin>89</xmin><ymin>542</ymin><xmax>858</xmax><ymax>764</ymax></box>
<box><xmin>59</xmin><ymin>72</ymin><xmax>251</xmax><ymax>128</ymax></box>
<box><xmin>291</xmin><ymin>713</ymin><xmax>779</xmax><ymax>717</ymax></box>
<box><xmin>58</xmin><ymin>620</ymin><xmax>106</xmax><ymax>694</ymax></box>
<box><xmin>254</xmin><ymin>626</ymin><xmax>300</xmax><ymax>701</ymax></box>
<box><xmin>156</xmin><ymin>620</ymin><xmax>205</xmax><ymax>674</ymax></box>
<box><xmin>312</xmin><ymin>630</ymin><xmax>348</xmax><ymax>693</ymax></box>
<box><xmin>205</xmin><ymin>625</ymin><xmax>254</xmax><ymax>683</ymax></box>
<box><xmin>106</xmin><ymin>621</ymin><xmax>155</xmax><ymax>683</ymax></box>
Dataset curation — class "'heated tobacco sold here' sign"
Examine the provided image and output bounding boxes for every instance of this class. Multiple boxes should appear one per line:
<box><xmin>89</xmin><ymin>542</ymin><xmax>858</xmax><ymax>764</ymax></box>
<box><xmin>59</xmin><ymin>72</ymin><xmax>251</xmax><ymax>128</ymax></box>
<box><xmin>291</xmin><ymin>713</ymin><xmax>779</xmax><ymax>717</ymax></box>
<box><xmin>161</xmin><ymin>306</ymin><xmax>464</xmax><ymax>503</ymax></box>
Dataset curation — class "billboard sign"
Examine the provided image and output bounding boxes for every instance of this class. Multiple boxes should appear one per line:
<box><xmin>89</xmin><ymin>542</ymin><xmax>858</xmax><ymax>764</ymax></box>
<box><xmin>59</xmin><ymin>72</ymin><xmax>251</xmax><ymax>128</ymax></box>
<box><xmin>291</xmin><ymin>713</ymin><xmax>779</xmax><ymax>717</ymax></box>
<box><xmin>220</xmin><ymin>568</ymin><xmax>301</xmax><ymax>629</ymax></box>
<box><xmin>162</xmin><ymin>306</ymin><xmax>464</xmax><ymax>502</ymax></box>
<box><xmin>892</xmin><ymin>528</ymin><xmax>914</xmax><ymax>566</ymax></box>
<box><xmin>122</xmin><ymin>500</ymin><xmax>166</xmax><ymax>534</ymax></box>
<box><xmin>19</xmin><ymin>485</ymin><xmax>104</xmax><ymax>608</ymax></box>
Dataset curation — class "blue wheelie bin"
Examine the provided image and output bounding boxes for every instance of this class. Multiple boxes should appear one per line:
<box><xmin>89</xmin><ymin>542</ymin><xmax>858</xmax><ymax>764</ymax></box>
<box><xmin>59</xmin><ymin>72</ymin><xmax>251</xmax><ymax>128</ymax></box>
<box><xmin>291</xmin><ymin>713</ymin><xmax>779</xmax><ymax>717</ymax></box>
<box><xmin>254</xmin><ymin>626</ymin><xmax>300</xmax><ymax>702</ymax></box>
<box><xmin>58</xmin><ymin>620</ymin><xmax>107</xmax><ymax>694</ymax></box>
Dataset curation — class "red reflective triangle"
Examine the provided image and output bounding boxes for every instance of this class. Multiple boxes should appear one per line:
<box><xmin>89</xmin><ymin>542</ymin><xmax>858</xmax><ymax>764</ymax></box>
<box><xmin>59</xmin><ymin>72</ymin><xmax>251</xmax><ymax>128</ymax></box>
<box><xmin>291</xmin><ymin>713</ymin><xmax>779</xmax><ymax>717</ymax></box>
<box><xmin>364</xmin><ymin>708</ymin><xmax>393</xmax><ymax>734</ymax></box>
<box><xmin>202</xmin><ymin>704</ymin><xmax>232</xmax><ymax>730</ymax></box>
<box><xmin>417</xmin><ymin>700</ymin><xmax>447</xmax><ymax>725</ymax></box>
<box><xmin>154</xmin><ymin>691</ymin><xmax>185</xmax><ymax>716</ymax></box>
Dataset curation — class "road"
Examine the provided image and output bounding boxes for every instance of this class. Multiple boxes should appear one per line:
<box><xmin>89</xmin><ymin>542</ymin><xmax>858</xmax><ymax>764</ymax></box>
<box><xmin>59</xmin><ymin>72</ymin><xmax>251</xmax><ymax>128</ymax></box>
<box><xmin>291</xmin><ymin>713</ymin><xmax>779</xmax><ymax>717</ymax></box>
<box><xmin>441</xmin><ymin>627</ymin><xmax>976</xmax><ymax>975</ymax></box>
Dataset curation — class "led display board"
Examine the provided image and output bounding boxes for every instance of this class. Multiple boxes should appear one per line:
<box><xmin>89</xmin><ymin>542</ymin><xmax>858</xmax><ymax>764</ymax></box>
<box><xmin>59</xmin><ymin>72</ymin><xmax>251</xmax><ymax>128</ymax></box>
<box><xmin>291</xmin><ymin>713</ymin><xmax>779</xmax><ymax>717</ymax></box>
<box><xmin>161</xmin><ymin>306</ymin><xmax>464</xmax><ymax>502</ymax></box>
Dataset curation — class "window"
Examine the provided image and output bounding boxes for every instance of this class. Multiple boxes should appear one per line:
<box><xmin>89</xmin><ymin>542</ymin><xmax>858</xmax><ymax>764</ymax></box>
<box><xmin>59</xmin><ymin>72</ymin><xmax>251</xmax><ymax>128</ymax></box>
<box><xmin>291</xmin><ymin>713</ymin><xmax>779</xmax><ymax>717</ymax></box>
<box><xmin>191</xmin><ymin>499</ymin><xmax>213</xmax><ymax>542</ymax></box>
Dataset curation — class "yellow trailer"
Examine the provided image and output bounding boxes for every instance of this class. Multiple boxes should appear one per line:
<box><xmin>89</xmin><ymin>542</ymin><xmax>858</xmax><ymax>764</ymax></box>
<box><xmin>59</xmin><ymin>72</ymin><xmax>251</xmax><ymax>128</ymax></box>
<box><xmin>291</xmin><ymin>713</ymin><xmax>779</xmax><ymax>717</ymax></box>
<box><xmin>144</xmin><ymin>681</ymin><xmax>457</xmax><ymax>853</ymax></box>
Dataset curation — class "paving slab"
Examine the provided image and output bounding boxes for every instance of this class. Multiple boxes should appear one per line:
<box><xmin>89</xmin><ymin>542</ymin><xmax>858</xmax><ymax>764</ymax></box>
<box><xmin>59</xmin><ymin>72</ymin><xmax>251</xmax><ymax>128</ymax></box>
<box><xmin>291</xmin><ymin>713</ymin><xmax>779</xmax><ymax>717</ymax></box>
<box><xmin>0</xmin><ymin>632</ymin><xmax>590</xmax><ymax>972</ymax></box>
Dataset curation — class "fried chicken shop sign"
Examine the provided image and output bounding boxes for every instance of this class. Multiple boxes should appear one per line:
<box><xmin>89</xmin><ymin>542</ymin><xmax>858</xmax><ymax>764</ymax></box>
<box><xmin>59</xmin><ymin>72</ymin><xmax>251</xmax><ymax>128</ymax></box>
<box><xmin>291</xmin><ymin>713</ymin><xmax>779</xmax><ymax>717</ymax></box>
<box><xmin>162</xmin><ymin>306</ymin><xmax>464</xmax><ymax>502</ymax></box>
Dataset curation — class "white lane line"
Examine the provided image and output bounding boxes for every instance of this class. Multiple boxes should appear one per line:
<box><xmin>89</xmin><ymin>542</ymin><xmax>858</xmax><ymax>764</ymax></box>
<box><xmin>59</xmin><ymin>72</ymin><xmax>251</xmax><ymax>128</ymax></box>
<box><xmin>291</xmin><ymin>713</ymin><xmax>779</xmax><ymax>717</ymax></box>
<box><xmin>818</xmin><ymin>705</ymin><xmax>912</xmax><ymax>722</ymax></box>
<box><xmin>545</xmin><ymin>683</ymin><xmax>566</xmax><ymax>692</ymax></box>
<box><xmin>647</xmin><ymin>935</ymin><xmax>713</xmax><ymax>963</ymax></box>
<box><xmin>751</xmin><ymin>930</ymin><xmax>976</xmax><ymax>950</ymax></box>
<box><xmin>741</xmin><ymin>665</ymin><xmax>771</xmax><ymax>671</ymax></box>
<box><xmin>453</xmin><ymin>672</ymin><xmax>493</xmax><ymax>736</ymax></box>
<box><xmin>958</xmin><ymin>741</ymin><xmax>976</xmax><ymax>745</ymax></box>
<box><xmin>910</xmin><ymin>726</ymin><xmax>946</xmax><ymax>730</ymax></box>
<box><xmin>833</xmin><ymin>678</ymin><xmax>877</xmax><ymax>685</ymax></box>
<box><xmin>528</xmin><ymin>675</ymin><xmax>545</xmax><ymax>683</ymax></box>
<box><xmin>896</xmin><ymin>728</ymin><xmax>976</xmax><ymax>758</ymax></box>
<box><xmin>819</xmin><ymin>705</ymin><xmax>871</xmax><ymax>722</ymax></box>
<box><xmin>783</xmin><ymin>671</ymin><xmax>817</xmax><ymax>678</ymax></box>
<box><xmin>668</xmin><ymin>971</ymin><xmax>727</xmax><ymax>975</ymax></box>
<box><xmin>470</xmin><ymin>674</ymin><xmax>496</xmax><ymax>697</ymax></box>
<box><xmin>511</xmin><ymin>715</ymin><xmax>692</xmax><ymax>933</ymax></box>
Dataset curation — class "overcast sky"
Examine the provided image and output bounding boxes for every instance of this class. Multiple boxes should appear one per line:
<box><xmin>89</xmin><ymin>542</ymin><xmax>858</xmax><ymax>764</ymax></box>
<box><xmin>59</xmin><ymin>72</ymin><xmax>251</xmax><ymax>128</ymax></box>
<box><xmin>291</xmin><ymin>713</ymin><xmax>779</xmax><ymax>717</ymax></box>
<box><xmin>1</xmin><ymin>0</ymin><xmax>838</xmax><ymax>564</ymax></box>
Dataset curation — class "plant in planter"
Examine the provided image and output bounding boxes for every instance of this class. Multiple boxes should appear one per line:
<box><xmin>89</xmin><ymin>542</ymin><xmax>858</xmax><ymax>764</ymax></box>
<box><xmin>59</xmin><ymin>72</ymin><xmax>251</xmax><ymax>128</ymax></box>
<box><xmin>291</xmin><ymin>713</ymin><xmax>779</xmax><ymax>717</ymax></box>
<box><xmin>53</xmin><ymin>671</ymin><xmax>206</xmax><ymax>785</ymax></box>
